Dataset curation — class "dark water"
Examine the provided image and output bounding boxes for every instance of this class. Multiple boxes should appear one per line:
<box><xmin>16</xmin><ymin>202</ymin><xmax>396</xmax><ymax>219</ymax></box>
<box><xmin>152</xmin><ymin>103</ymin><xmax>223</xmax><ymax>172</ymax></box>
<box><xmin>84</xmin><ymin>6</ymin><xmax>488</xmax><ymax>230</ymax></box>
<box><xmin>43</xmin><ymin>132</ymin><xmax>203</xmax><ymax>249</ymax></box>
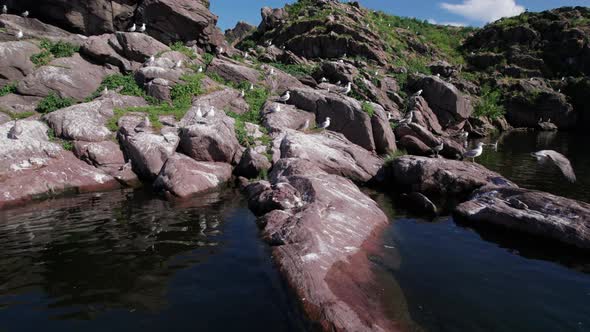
<box><xmin>0</xmin><ymin>189</ymin><xmax>302</xmax><ymax>332</ymax></box>
<box><xmin>374</xmin><ymin>131</ymin><xmax>590</xmax><ymax>332</ymax></box>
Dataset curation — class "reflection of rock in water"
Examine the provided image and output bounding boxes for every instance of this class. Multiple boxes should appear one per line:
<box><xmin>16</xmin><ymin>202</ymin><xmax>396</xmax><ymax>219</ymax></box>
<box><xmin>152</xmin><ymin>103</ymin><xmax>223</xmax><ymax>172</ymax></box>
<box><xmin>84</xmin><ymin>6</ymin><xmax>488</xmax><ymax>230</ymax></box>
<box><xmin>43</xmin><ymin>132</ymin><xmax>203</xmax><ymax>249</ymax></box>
<box><xmin>536</xmin><ymin>130</ymin><xmax>557</xmax><ymax>146</ymax></box>
<box><xmin>0</xmin><ymin>188</ymin><xmax>239</xmax><ymax>316</ymax></box>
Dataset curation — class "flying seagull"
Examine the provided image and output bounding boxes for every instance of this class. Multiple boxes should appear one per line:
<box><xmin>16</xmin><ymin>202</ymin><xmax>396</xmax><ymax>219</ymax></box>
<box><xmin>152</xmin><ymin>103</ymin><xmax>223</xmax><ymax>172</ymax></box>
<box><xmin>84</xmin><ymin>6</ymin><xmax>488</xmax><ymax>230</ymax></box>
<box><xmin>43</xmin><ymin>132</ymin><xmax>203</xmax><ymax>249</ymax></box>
<box><xmin>463</xmin><ymin>142</ymin><xmax>484</xmax><ymax>162</ymax></box>
<box><xmin>128</xmin><ymin>23</ymin><xmax>136</xmax><ymax>32</ymax></box>
<box><xmin>319</xmin><ymin>117</ymin><xmax>331</xmax><ymax>130</ymax></box>
<box><xmin>532</xmin><ymin>150</ymin><xmax>576</xmax><ymax>182</ymax></box>
<box><xmin>278</xmin><ymin>90</ymin><xmax>290</xmax><ymax>103</ymax></box>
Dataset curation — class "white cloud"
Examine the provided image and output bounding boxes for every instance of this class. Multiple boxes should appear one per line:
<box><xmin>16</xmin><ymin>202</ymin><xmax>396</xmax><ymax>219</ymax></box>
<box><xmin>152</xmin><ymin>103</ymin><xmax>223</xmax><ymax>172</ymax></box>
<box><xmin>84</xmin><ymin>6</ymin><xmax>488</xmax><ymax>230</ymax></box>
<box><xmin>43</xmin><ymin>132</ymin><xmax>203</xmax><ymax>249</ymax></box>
<box><xmin>440</xmin><ymin>0</ymin><xmax>525</xmax><ymax>23</ymax></box>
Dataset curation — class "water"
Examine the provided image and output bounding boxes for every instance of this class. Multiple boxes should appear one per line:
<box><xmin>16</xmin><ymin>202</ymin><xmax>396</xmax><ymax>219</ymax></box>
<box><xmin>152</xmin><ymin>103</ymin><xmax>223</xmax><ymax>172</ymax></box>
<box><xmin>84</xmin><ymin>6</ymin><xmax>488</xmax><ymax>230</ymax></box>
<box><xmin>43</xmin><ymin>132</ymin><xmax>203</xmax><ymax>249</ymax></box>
<box><xmin>373</xmin><ymin>131</ymin><xmax>590</xmax><ymax>332</ymax></box>
<box><xmin>0</xmin><ymin>188</ymin><xmax>302</xmax><ymax>332</ymax></box>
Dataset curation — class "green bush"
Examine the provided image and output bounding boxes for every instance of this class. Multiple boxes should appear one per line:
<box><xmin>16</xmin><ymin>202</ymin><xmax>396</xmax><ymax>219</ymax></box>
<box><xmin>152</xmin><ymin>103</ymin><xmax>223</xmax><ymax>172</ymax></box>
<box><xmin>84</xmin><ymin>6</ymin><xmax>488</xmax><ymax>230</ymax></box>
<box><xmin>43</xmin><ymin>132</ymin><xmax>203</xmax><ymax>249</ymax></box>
<box><xmin>474</xmin><ymin>85</ymin><xmax>505</xmax><ymax>119</ymax></box>
<box><xmin>169</xmin><ymin>41</ymin><xmax>197</xmax><ymax>59</ymax></box>
<box><xmin>30</xmin><ymin>49</ymin><xmax>53</xmax><ymax>66</ymax></box>
<box><xmin>170</xmin><ymin>73</ymin><xmax>204</xmax><ymax>107</ymax></box>
<box><xmin>202</xmin><ymin>53</ymin><xmax>214</xmax><ymax>66</ymax></box>
<box><xmin>36</xmin><ymin>93</ymin><xmax>74</xmax><ymax>113</ymax></box>
<box><xmin>31</xmin><ymin>39</ymin><xmax>79</xmax><ymax>66</ymax></box>
<box><xmin>384</xmin><ymin>149</ymin><xmax>408</xmax><ymax>165</ymax></box>
<box><xmin>362</xmin><ymin>101</ymin><xmax>375</xmax><ymax>117</ymax></box>
<box><xmin>62</xmin><ymin>141</ymin><xmax>74</xmax><ymax>151</ymax></box>
<box><xmin>0</xmin><ymin>82</ymin><xmax>17</xmax><ymax>97</ymax></box>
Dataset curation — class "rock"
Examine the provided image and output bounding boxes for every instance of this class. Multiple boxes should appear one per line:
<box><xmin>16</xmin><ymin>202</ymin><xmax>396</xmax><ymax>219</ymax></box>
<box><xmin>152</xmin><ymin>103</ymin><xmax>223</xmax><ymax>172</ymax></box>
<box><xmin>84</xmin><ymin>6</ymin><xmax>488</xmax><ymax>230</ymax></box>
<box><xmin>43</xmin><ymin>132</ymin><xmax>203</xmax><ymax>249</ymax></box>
<box><xmin>369</xmin><ymin>103</ymin><xmax>397</xmax><ymax>154</ymax></box>
<box><xmin>118</xmin><ymin>120</ymin><xmax>180</xmax><ymax>180</ymax></box>
<box><xmin>259</xmin><ymin>7</ymin><xmax>288</xmax><ymax>33</ymax></box>
<box><xmin>153</xmin><ymin>153</ymin><xmax>232</xmax><ymax>198</ymax></box>
<box><xmin>318</xmin><ymin>61</ymin><xmax>359</xmax><ymax>85</ymax></box>
<box><xmin>0</xmin><ymin>113</ymin><xmax>10</xmax><ymax>125</ymax></box>
<box><xmin>73</xmin><ymin>140</ymin><xmax>140</xmax><ymax>186</ymax></box>
<box><xmin>225</xmin><ymin>21</ymin><xmax>255</xmax><ymax>46</ymax></box>
<box><xmin>455</xmin><ymin>187</ymin><xmax>590</xmax><ymax>249</ymax></box>
<box><xmin>278</xmin><ymin>129</ymin><xmax>382</xmax><ymax>183</ymax></box>
<box><xmin>400</xmin><ymin>192</ymin><xmax>438</xmax><ymax>218</ymax></box>
<box><xmin>17</xmin><ymin>53</ymin><xmax>113</xmax><ymax>101</ymax></box>
<box><xmin>389</xmin><ymin>156</ymin><xmax>516</xmax><ymax>198</ymax></box>
<box><xmin>261</xmin><ymin>101</ymin><xmax>315</xmax><ymax>133</ymax></box>
<box><xmin>262</xmin><ymin>64</ymin><xmax>305</xmax><ymax>94</ymax></box>
<box><xmin>289</xmin><ymin>87</ymin><xmax>376</xmax><ymax>151</ymax></box>
<box><xmin>409</xmin><ymin>75</ymin><xmax>473</xmax><ymax>128</ymax></box>
<box><xmin>178</xmin><ymin>106</ymin><xmax>241</xmax><ymax>164</ymax></box>
<box><xmin>398</xmin><ymin>135</ymin><xmax>431</xmax><ymax>156</ymax></box>
<box><xmin>234</xmin><ymin>148</ymin><xmax>271</xmax><ymax>179</ymax></box>
<box><xmin>114</xmin><ymin>32</ymin><xmax>169</xmax><ymax>63</ymax></box>
<box><xmin>409</xmin><ymin>96</ymin><xmax>444</xmax><ymax>135</ymax></box>
<box><xmin>145</xmin><ymin>78</ymin><xmax>172</xmax><ymax>101</ymax></box>
<box><xmin>429</xmin><ymin>60</ymin><xmax>458</xmax><ymax>78</ymax></box>
<box><xmin>0</xmin><ymin>41</ymin><xmax>40</xmax><ymax>87</ymax></box>
<box><xmin>247</xmin><ymin>158</ymin><xmax>395</xmax><ymax>331</ymax></box>
<box><xmin>0</xmin><ymin>120</ymin><xmax>118</xmax><ymax>209</ymax></box>
<box><xmin>192</xmin><ymin>88</ymin><xmax>250</xmax><ymax>115</ymax></box>
<box><xmin>0</xmin><ymin>14</ymin><xmax>86</xmax><ymax>44</ymax></box>
<box><xmin>44</xmin><ymin>92</ymin><xmax>147</xmax><ymax>142</ymax></box>
<box><xmin>206</xmin><ymin>57</ymin><xmax>260</xmax><ymax>85</ymax></box>
<box><xmin>81</xmin><ymin>33</ymin><xmax>135</xmax><ymax>72</ymax></box>
<box><xmin>0</xmin><ymin>94</ymin><xmax>41</xmax><ymax>116</ymax></box>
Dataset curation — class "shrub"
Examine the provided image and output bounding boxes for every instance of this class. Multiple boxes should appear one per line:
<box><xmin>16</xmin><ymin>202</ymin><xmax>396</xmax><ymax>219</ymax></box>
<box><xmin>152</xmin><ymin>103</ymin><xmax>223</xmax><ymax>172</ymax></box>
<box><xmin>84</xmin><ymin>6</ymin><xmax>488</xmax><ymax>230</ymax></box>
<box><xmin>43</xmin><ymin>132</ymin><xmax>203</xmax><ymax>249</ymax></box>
<box><xmin>474</xmin><ymin>85</ymin><xmax>505</xmax><ymax>119</ymax></box>
<box><xmin>31</xmin><ymin>39</ymin><xmax>79</xmax><ymax>66</ymax></box>
<box><xmin>62</xmin><ymin>141</ymin><xmax>74</xmax><ymax>151</ymax></box>
<box><xmin>384</xmin><ymin>149</ymin><xmax>408</xmax><ymax>165</ymax></box>
<box><xmin>169</xmin><ymin>41</ymin><xmax>197</xmax><ymax>59</ymax></box>
<box><xmin>362</xmin><ymin>101</ymin><xmax>375</xmax><ymax>117</ymax></box>
<box><xmin>0</xmin><ymin>82</ymin><xmax>17</xmax><ymax>97</ymax></box>
<box><xmin>170</xmin><ymin>73</ymin><xmax>204</xmax><ymax>107</ymax></box>
<box><xmin>36</xmin><ymin>93</ymin><xmax>74</xmax><ymax>113</ymax></box>
<box><xmin>202</xmin><ymin>53</ymin><xmax>214</xmax><ymax>66</ymax></box>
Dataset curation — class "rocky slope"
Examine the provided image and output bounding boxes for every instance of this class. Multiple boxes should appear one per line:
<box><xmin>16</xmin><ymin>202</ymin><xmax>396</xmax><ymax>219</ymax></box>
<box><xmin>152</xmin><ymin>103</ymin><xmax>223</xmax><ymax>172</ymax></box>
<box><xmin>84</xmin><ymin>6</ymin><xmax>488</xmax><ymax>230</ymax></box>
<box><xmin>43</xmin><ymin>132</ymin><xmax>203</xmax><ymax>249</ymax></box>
<box><xmin>1</xmin><ymin>1</ymin><xmax>589</xmax><ymax>331</ymax></box>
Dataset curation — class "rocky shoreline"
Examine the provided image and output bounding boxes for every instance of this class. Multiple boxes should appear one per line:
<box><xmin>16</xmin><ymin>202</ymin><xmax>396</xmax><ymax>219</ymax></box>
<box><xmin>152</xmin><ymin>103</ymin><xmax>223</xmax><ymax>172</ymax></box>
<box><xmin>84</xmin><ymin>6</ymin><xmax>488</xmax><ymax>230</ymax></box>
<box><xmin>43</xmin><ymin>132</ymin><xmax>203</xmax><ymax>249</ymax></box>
<box><xmin>1</xmin><ymin>1</ymin><xmax>589</xmax><ymax>331</ymax></box>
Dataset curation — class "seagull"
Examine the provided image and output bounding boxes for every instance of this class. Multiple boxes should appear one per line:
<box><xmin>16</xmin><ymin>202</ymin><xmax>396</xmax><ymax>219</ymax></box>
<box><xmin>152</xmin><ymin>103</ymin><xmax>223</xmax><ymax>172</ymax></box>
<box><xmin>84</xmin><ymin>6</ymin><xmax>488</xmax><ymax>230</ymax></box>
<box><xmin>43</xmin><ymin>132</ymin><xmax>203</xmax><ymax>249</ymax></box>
<box><xmin>16</xmin><ymin>30</ymin><xmax>23</xmax><ymax>39</ymax></box>
<box><xmin>278</xmin><ymin>90</ymin><xmax>290</xmax><ymax>103</ymax></box>
<box><xmin>102</xmin><ymin>86</ymin><xmax>108</xmax><ymax>95</ymax></box>
<box><xmin>532</xmin><ymin>150</ymin><xmax>576</xmax><ymax>182</ymax></box>
<box><xmin>270</xmin><ymin>68</ymin><xmax>275</xmax><ymax>75</ymax></box>
<box><xmin>139</xmin><ymin>23</ymin><xmax>146</xmax><ymax>33</ymax></box>
<box><xmin>175</xmin><ymin>60</ymin><xmax>182</xmax><ymax>68</ymax></box>
<box><xmin>2</xmin><ymin>5</ymin><xmax>7</xmax><ymax>14</ymax></box>
<box><xmin>22</xmin><ymin>10</ymin><xmax>29</xmax><ymax>18</ymax></box>
<box><xmin>320</xmin><ymin>77</ymin><xmax>327</xmax><ymax>83</ymax></box>
<box><xmin>198</xmin><ymin>66</ymin><xmax>203</xmax><ymax>73</ymax></box>
<box><xmin>336</xmin><ymin>80</ymin><xmax>342</xmax><ymax>85</ymax></box>
<box><xmin>148</xmin><ymin>55</ymin><xmax>155</xmax><ymax>63</ymax></box>
<box><xmin>398</xmin><ymin>111</ymin><xmax>414</xmax><ymax>126</ymax></box>
<box><xmin>206</xmin><ymin>106</ymin><xmax>215</xmax><ymax>117</ymax></box>
<box><xmin>436</xmin><ymin>73</ymin><xmax>441</xmax><ymax>77</ymax></box>
<box><xmin>299</xmin><ymin>119</ymin><xmax>310</xmax><ymax>132</ymax></box>
<box><xmin>415</xmin><ymin>89</ymin><xmax>423</xmax><ymax>96</ymax></box>
<box><xmin>135</xmin><ymin>116</ymin><xmax>151</xmax><ymax>132</ymax></box>
<box><xmin>244</xmin><ymin>52</ymin><xmax>249</xmax><ymax>58</ymax></box>
<box><xmin>7</xmin><ymin>120</ymin><xmax>23</xmax><ymax>139</ymax></box>
<box><xmin>432</xmin><ymin>142</ymin><xmax>444</xmax><ymax>157</ymax></box>
<box><xmin>128</xmin><ymin>23</ymin><xmax>136</xmax><ymax>32</ymax></box>
<box><xmin>217</xmin><ymin>47</ymin><xmax>224</xmax><ymax>55</ymax></box>
<box><xmin>319</xmin><ymin>117</ymin><xmax>331</xmax><ymax>130</ymax></box>
<box><xmin>265</xmin><ymin>40</ymin><xmax>272</xmax><ymax>46</ymax></box>
<box><xmin>249</xmin><ymin>83</ymin><xmax>254</xmax><ymax>91</ymax></box>
<box><xmin>341</xmin><ymin>82</ymin><xmax>352</xmax><ymax>95</ymax></box>
<box><xmin>240</xmin><ymin>89</ymin><xmax>245</xmax><ymax>97</ymax></box>
<box><xmin>374</xmin><ymin>70</ymin><xmax>379</xmax><ymax>76</ymax></box>
<box><xmin>120</xmin><ymin>160</ymin><xmax>132</xmax><ymax>172</ymax></box>
<box><xmin>196</xmin><ymin>106</ymin><xmax>203</xmax><ymax>118</ymax></box>
<box><xmin>386</xmin><ymin>112</ymin><xmax>394</xmax><ymax>121</ymax></box>
<box><xmin>463</xmin><ymin>142</ymin><xmax>484</xmax><ymax>162</ymax></box>
<box><xmin>273</xmin><ymin>104</ymin><xmax>282</xmax><ymax>113</ymax></box>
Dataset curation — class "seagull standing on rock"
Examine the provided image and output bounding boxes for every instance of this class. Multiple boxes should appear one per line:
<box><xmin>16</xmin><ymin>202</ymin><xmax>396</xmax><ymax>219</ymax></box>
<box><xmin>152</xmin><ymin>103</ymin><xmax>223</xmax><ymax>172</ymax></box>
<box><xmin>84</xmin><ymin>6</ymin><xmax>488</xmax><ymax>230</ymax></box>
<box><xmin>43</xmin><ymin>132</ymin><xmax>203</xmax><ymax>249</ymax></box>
<box><xmin>299</xmin><ymin>119</ymin><xmax>310</xmax><ymax>132</ymax></box>
<box><xmin>432</xmin><ymin>142</ymin><xmax>444</xmax><ymax>157</ymax></box>
<box><xmin>2</xmin><ymin>5</ymin><xmax>7</xmax><ymax>14</ymax></box>
<box><xmin>175</xmin><ymin>60</ymin><xmax>182</xmax><ymax>69</ymax></box>
<box><xmin>135</xmin><ymin>116</ymin><xmax>151</xmax><ymax>132</ymax></box>
<box><xmin>319</xmin><ymin>117</ymin><xmax>331</xmax><ymax>130</ymax></box>
<box><xmin>198</xmin><ymin>66</ymin><xmax>203</xmax><ymax>73</ymax></box>
<box><xmin>341</xmin><ymin>82</ymin><xmax>352</xmax><ymax>95</ymax></box>
<box><xmin>415</xmin><ymin>89</ymin><xmax>423</xmax><ymax>97</ymax></box>
<box><xmin>273</xmin><ymin>104</ymin><xmax>282</xmax><ymax>113</ymax></box>
<box><xmin>16</xmin><ymin>30</ymin><xmax>23</xmax><ymax>39</ymax></box>
<box><xmin>7</xmin><ymin>120</ymin><xmax>23</xmax><ymax>140</ymax></box>
<box><xmin>532</xmin><ymin>150</ymin><xmax>576</xmax><ymax>182</ymax></box>
<box><xmin>196</xmin><ymin>106</ymin><xmax>203</xmax><ymax>118</ymax></box>
<box><xmin>139</xmin><ymin>23</ymin><xmax>146</xmax><ymax>33</ymax></box>
<box><xmin>463</xmin><ymin>142</ymin><xmax>484</xmax><ymax>162</ymax></box>
<box><xmin>22</xmin><ymin>10</ymin><xmax>29</xmax><ymax>18</ymax></box>
<box><xmin>128</xmin><ymin>23</ymin><xmax>136</xmax><ymax>32</ymax></box>
<box><xmin>207</xmin><ymin>106</ymin><xmax>215</xmax><ymax>117</ymax></box>
<box><xmin>279</xmin><ymin>90</ymin><xmax>290</xmax><ymax>103</ymax></box>
<box><xmin>398</xmin><ymin>111</ymin><xmax>414</xmax><ymax>126</ymax></box>
<box><xmin>240</xmin><ymin>89</ymin><xmax>245</xmax><ymax>98</ymax></box>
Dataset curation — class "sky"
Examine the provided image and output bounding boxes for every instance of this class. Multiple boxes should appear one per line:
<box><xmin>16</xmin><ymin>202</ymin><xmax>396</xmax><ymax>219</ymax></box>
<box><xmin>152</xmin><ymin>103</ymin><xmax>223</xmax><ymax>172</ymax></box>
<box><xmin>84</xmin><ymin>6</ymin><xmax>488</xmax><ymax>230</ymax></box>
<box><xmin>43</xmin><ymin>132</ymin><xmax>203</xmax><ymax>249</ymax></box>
<box><xmin>211</xmin><ymin>0</ymin><xmax>588</xmax><ymax>31</ymax></box>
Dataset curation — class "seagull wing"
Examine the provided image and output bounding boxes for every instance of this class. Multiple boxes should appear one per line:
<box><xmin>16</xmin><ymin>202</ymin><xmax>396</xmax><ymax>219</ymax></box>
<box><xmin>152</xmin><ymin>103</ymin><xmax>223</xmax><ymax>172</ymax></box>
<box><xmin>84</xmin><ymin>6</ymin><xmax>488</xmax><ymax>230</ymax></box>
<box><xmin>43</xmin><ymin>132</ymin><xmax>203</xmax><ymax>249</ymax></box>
<box><xmin>544</xmin><ymin>150</ymin><xmax>576</xmax><ymax>182</ymax></box>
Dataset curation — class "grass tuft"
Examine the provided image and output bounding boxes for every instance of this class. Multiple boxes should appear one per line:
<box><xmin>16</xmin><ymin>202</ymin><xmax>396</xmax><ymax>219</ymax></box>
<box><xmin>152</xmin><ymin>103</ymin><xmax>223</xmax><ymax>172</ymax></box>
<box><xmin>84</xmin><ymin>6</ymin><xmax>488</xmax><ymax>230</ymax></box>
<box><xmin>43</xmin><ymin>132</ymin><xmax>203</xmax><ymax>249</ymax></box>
<box><xmin>36</xmin><ymin>93</ymin><xmax>74</xmax><ymax>113</ymax></box>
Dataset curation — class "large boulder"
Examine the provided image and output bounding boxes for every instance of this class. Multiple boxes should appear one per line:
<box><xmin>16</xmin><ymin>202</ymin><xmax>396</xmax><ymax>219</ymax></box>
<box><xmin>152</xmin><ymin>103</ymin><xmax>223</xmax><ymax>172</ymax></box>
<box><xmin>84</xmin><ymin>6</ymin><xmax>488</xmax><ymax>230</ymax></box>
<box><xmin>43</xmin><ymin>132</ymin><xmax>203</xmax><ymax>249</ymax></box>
<box><xmin>234</xmin><ymin>148</ymin><xmax>271</xmax><ymax>179</ymax></box>
<box><xmin>409</xmin><ymin>75</ymin><xmax>473</xmax><ymax>128</ymax></box>
<box><xmin>192</xmin><ymin>88</ymin><xmax>249</xmax><ymax>115</ymax></box>
<box><xmin>369</xmin><ymin>103</ymin><xmax>397</xmax><ymax>154</ymax></box>
<box><xmin>389</xmin><ymin>156</ymin><xmax>516</xmax><ymax>198</ymax></box>
<box><xmin>0</xmin><ymin>15</ymin><xmax>86</xmax><ymax>44</ymax></box>
<box><xmin>17</xmin><ymin>53</ymin><xmax>113</xmax><ymax>101</ymax></box>
<box><xmin>73</xmin><ymin>140</ymin><xmax>139</xmax><ymax>186</ymax></box>
<box><xmin>289</xmin><ymin>87</ymin><xmax>376</xmax><ymax>151</ymax></box>
<box><xmin>206</xmin><ymin>58</ymin><xmax>260</xmax><ymax>85</ymax></box>
<box><xmin>225</xmin><ymin>21</ymin><xmax>255</xmax><ymax>46</ymax></box>
<box><xmin>261</xmin><ymin>101</ymin><xmax>315</xmax><ymax>133</ymax></box>
<box><xmin>408</xmin><ymin>96</ymin><xmax>444</xmax><ymax>135</ymax></box>
<box><xmin>278</xmin><ymin>129</ymin><xmax>382</xmax><ymax>183</ymax></box>
<box><xmin>44</xmin><ymin>92</ymin><xmax>147</xmax><ymax>142</ymax></box>
<box><xmin>0</xmin><ymin>120</ymin><xmax>118</xmax><ymax>209</ymax></box>
<box><xmin>0</xmin><ymin>94</ymin><xmax>41</xmax><ymax>116</ymax></box>
<box><xmin>0</xmin><ymin>41</ymin><xmax>40</xmax><ymax>87</ymax></box>
<box><xmin>113</xmin><ymin>32</ymin><xmax>170</xmax><ymax>63</ymax></box>
<box><xmin>178</xmin><ymin>106</ymin><xmax>241</xmax><ymax>164</ymax></box>
<box><xmin>245</xmin><ymin>158</ymin><xmax>396</xmax><ymax>331</ymax></box>
<box><xmin>455</xmin><ymin>187</ymin><xmax>590</xmax><ymax>249</ymax></box>
<box><xmin>153</xmin><ymin>153</ymin><xmax>232</xmax><ymax>198</ymax></box>
<box><xmin>398</xmin><ymin>135</ymin><xmax>431</xmax><ymax>157</ymax></box>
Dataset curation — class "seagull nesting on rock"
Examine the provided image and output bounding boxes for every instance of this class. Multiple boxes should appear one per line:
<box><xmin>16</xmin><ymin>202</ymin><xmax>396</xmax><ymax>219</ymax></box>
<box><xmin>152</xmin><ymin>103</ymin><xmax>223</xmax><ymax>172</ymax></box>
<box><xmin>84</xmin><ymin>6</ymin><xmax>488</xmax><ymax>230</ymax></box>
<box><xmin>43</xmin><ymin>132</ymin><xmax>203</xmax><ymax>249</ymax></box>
<box><xmin>532</xmin><ymin>150</ymin><xmax>576</xmax><ymax>182</ymax></box>
<box><xmin>463</xmin><ymin>142</ymin><xmax>484</xmax><ymax>162</ymax></box>
<box><xmin>128</xmin><ymin>23</ymin><xmax>136</xmax><ymax>32</ymax></box>
<box><xmin>278</xmin><ymin>90</ymin><xmax>290</xmax><ymax>103</ymax></box>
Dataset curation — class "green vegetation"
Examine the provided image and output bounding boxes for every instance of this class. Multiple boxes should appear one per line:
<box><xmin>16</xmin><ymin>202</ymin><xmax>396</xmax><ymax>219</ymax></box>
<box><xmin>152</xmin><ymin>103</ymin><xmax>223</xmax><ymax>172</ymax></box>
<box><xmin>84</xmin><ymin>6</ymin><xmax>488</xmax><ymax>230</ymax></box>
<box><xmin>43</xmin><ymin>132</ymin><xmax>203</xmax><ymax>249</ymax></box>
<box><xmin>384</xmin><ymin>149</ymin><xmax>408</xmax><ymax>165</ymax></box>
<box><xmin>361</xmin><ymin>101</ymin><xmax>375</xmax><ymax>117</ymax></box>
<box><xmin>474</xmin><ymin>85</ymin><xmax>505</xmax><ymax>119</ymax></box>
<box><xmin>3</xmin><ymin>111</ymin><xmax>37</xmax><ymax>120</ymax></box>
<box><xmin>0</xmin><ymin>82</ymin><xmax>17</xmax><ymax>97</ymax></box>
<box><xmin>61</xmin><ymin>141</ymin><xmax>74</xmax><ymax>151</ymax></box>
<box><xmin>169</xmin><ymin>41</ymin><xmax>197</xmax><ymax>59</ymax></box>
<box><xmin>107</xmin><ymin>73</ymin><xmax>206</xmax><ymax>131</ymax></box>
<box><xmin>202</xmin><ymin>53</ymin><xmax>214</xmax><ymax>66</ymax></box>
<box><xmin>36</xmin><ymin>93</ymin><xmax>74</xmax><ymax>113</ymax></box>
<box><xmin>87</xmin><ymin>74</ymin><xmax>146</xmax><ymax>101</ymax></box>
<box><xmin>30</xmin><ymin>39</ymin><xmax>80</xmax><ymax>66</ymax></box>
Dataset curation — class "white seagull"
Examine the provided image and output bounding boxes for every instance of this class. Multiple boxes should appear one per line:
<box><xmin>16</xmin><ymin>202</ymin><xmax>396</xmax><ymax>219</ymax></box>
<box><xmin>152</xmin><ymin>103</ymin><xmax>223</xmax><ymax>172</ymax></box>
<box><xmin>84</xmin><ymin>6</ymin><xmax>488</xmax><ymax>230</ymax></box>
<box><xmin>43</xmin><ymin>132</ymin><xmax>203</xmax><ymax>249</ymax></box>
<box><xmin>278</xmin><ymin>90</ymin><xmax>290</xmax><ymax>103</ymax></box>
<box><xmin>22</xmin><ymin>10</ymin><xmax>29</xmax><ymax>18</ymax></box>
<box><xmin>463</xmin><ymin>142</ymin><xmax>485</xmax><ymax>162</ymax></box>
<box><xmin>299</xmin><ymin>119</ymin><xmax>310</xmax><ymax>132</ymax></box>
<box><xmin>148</xmin><ymin>55</ymin><xmax>155</xmax><ymax>63</ymax></box>
<box><xmin>7</xmin><ymin>120</ymin><xmax>23</xmax><ymax>139</ymax></box>
<box><xmin>415</xmin><ymin>89</ymin><xmax>423</xmax><ymax>96</ymax></box>
<box><xmin>270</xmin><ymin>68</ymin><xmax>275</xmax><ymax>75</ymax></box>
<box><xmin>249</xmin><ymin>83</ymin><xmax>254</xmax><ymax>91</ymax></box>
<box><xmin>139</xmin><ymin>23</ymin><xmax>146</xmax><ymax>33</ymax></box>
<box><xmin>341</xmin><ymin>82</ymin><xmax>352</xmax><ymax>95</ymax></box>
<box><xmin>240</xmin><ymin>89</ymin><xmax>245</xmax><ymax>97</ymax></box>
<box><xmin>128</xmin><ymin>23</ymin><xmax>136</xmax><ymax>32</ymax></box>
<box><xmin>432</xmin><ymin>142</ymin><xmax>444</xmax><ymax>157</ymax></box>
<box><xmin>207</xmin><ymin>106</ymin><xmax>215</xmax><ymax>117</ymax></box>
<box><xmin>175</xmin><ymin>60</ymin><xmax>182</xmax><ymax>68</ymax></box>
<box><xmin>273</xmin><ymin>104</ymin><xmax>282</xmax><ymax>113</ymax></box>
<box><xmin>196</xmin><ymin>106</ymin><xmax>203</xmax><ymax>118</ymax></box>
<box><xmin>198</xmin><ymin>66</ymin><xmax>203</xmax><ymax>73</ymax></box>
<box><xmin>532</xmin><ymin>150</ymin><xmax>576</xmax><ymax>183</ymax></box>
<box><xmin>320</xmin><ymin>77</ymin><xmax>327</xmax><ymax>83</ymax></box>
<box><xmin>2</xmin><ymin>5</ymin><xmax>7</xmax><ymax>14</ymax></box>
<box><xmin>16</xmin><ymin>30</ymin><xmax>23</xmax><ymax>39</ymax></box>
<box><xmin>319</xmin><ymin>117</ymin><xmax>331</xmax><ymax>130</ymax></box>
<box><xmin>135</xmin><ymin>116</ymin><xmax>151</xmax><ymax>132</ymax></box>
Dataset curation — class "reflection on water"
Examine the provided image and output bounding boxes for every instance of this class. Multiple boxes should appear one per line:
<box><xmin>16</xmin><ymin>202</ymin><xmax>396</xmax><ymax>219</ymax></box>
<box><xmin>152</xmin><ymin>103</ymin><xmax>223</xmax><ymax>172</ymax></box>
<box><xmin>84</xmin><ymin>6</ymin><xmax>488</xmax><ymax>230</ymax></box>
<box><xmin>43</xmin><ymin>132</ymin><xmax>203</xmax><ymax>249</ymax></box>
<box><xmin>477</xmin><ymin>131</ymin><xmax>590</xmax><ymax>203</ymax></box>
<box><xmin>0</xmin><ymin>189</ymin><xmax>301</xmax><ymax>332</ymax></box>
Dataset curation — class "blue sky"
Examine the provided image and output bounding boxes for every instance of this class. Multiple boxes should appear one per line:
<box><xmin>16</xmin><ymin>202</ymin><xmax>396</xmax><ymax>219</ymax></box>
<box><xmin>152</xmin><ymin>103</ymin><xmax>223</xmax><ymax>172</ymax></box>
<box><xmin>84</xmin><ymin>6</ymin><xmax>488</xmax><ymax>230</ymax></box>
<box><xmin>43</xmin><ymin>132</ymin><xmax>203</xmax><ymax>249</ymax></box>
<box><xmin>212</xmin><ymin>0</ymin><xmax>587</xmax><ymax>31</ymax></box>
